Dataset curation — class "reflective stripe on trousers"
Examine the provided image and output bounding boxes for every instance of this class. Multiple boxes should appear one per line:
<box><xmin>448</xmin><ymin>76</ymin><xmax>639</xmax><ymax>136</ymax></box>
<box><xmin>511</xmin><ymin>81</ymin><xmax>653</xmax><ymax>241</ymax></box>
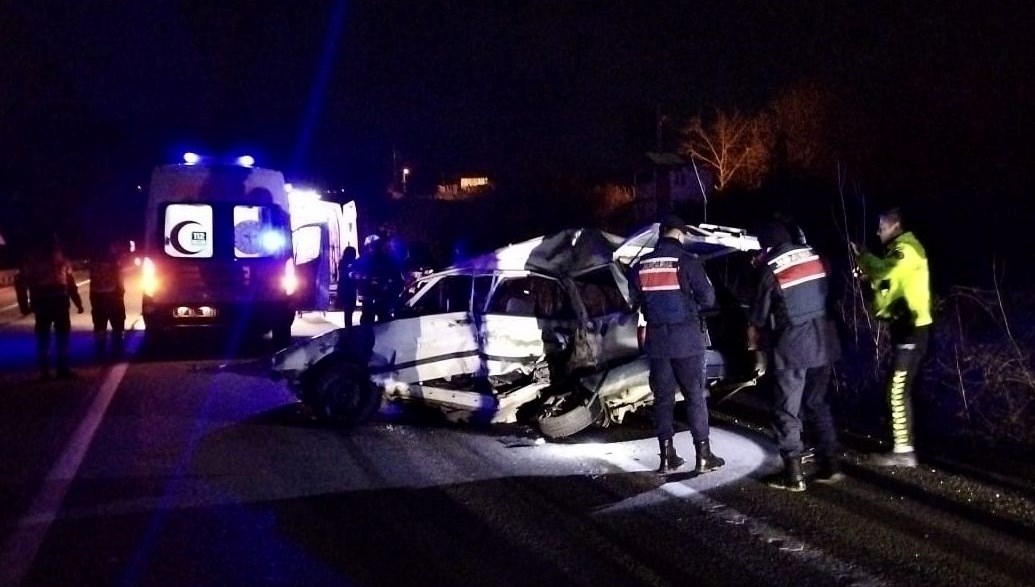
<box><xmin>885</xmin><ymin>326</ymin><xmax>930</xmax><ymax>450</ymax></box>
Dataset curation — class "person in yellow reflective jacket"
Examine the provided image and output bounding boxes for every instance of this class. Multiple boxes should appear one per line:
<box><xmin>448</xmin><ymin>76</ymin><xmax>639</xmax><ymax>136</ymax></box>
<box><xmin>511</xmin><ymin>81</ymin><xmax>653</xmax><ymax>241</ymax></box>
<box><xmin>851</xmin><ymin>207</ymin><xmax>932</xmax><ymax>467</ymax></box>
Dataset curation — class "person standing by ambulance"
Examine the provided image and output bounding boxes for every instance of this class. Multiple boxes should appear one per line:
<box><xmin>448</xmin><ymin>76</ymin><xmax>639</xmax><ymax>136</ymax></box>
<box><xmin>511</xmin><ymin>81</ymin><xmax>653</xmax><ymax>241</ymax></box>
<box><xmin>629</xmin><ymin>215</ymin><xmax>725</xmax><ymax>475</ymax></box>
<box><xmin>336</xmin><ymin>245</ymin><xmax>358</xmax><ymax>327</ymax></box>
<box><xmin>88</xmin><ymin>238</ymin><xmax>128</xmax><ymax>362</ymax></box>
<box><xmin>15</xmin><ymin>235</ymin><xmax>84</xmax><ymax>379</ymax></box>
<box><xmin>851</xmin><ymin>207</ymin><xmax>932</xmax><ymax>467</ymax></box>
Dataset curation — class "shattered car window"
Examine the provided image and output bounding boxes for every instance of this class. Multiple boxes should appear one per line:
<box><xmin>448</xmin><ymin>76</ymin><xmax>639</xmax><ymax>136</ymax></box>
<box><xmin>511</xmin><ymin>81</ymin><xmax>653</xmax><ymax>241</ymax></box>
<box><xmin>486</xmin><ymin>276</ymin><xmax>573</xmax><ymax>320</ymax></box>
<box><xmin>487</xmin><ymin>277</ymin><xmax>536</xmax><ymax>316</ymax></box>
<box><xmin>574</xmin><ymin>267</ymin><xmax>629</xmax><ymax>318</ymax></box>
<box><xmin>409</xmin><ymin>275</ymin><xmax>472</xmax><ymax>315</ymax></box>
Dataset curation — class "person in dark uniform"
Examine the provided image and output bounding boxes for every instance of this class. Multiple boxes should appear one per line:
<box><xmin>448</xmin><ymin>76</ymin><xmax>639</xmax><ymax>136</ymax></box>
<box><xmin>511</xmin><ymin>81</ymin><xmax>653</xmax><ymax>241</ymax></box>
<box><xmin>629</xmin><ymin>215</ymin><xmax>725</xmax><ymax>475</ymax></box>
<box><xmin>336</xmin><ymin>245</ymin><xmax>358</xmax><ymax>327</ymax></box>
<box><xmin>748</xmin><ymin>221</ymin><xmax>840</xmax><ymax>491</ymax></box>
<box><xmin>356</xmin><ymin>234</ymin><xmax>405</xmax><ymax>325</ymax></box>
<box><xmin>88</xmin><ymin>239</ymin><xmax>127</xmax><ymax>362</ymax></box>
<box><xmin>773</xmin><ymin>213</ymin><xmax>845</xmax><ymax>478</ymax></box>
<box><xmin>15</xmin><ymin>235</ymin><xmax>84</xmax><ymax>380</ymax></box>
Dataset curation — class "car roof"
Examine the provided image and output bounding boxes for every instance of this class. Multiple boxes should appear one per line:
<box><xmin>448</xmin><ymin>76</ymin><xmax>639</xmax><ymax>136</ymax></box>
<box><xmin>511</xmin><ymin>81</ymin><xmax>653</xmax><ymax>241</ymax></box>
<box><xmin>439</xmin><ymin>223</ymin><xmax>759</xmax><ymax>281</ymax></box>
<box><xmin>448</xmin><ymin>228</ymin><xmax>625</xmax><ymax>277</ymax></box>
<box><xmin>614</xmin><ymin>222</ymin><xmax>760</xmax><ymax>265</ymax></box>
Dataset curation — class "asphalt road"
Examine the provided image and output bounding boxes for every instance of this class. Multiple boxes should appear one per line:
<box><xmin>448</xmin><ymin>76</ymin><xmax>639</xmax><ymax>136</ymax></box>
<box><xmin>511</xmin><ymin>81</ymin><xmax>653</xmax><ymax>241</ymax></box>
<box><xmin>1</xmin><ymin>276</ymin><xmax>1034</xmax><ymax>586</ymax></box>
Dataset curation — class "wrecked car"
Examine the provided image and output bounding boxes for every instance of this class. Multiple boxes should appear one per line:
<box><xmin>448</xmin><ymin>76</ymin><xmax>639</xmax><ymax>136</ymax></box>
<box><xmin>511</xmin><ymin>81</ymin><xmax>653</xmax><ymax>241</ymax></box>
<box><xmin>270</xmin><ymin>223</ymin><xmax>762</xmax><ymax>437</ymax></box>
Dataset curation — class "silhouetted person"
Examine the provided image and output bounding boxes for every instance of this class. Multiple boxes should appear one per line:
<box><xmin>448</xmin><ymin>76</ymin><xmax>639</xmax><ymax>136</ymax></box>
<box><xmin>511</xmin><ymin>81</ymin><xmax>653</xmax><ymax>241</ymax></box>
<box><xmin>356</xmin><ymin>234</ymin><xmax>404</xmax><ymax>325</ymax></box>
<box><xmin>89</xmin><ymin>239</ymin><xmax>128</xmax><ymax>361</ymax></box>
<box><xmin>337</xmin><ymin>245</ymin><xmax>358</xmax><ymax>327</ymax></box>
<box><xmin>16</xmin><ymin>235</ymin><xmax>83</xmax><ymax>379</ymax></box>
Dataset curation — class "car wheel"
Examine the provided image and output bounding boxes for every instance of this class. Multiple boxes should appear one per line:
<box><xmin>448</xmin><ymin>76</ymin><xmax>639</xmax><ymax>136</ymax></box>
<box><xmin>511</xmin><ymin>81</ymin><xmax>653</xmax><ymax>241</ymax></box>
<box><xmin>309</xmin><ymin>362</ymin><xmax>381</xmax><ymax>426</ymax></box>
<box><xmin>536</xmin><ymin>394</ymin><xmax>603</xmax><ymax>438</ymax></box>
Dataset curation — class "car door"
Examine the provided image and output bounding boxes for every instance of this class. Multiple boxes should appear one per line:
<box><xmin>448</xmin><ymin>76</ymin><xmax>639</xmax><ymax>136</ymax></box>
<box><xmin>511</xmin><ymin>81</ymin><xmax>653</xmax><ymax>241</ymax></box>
<box><xmin>477</xmin><ymin>273</ymin><xmax>570</xmax><ymax>376</ymax></box>
<box><xmin>369</xmin><ymin>273</ymin><xmax>479</xmax><ymax>384</ymax></box>
<box><xmin>570</xmin><ymin>265</ymin><xmax>641</xmax><ymax>367</ymax></box>
<box><xmin>291</xmin><ymin>222</ymin><xmax>332</xmax><ymax>311</ymax></box>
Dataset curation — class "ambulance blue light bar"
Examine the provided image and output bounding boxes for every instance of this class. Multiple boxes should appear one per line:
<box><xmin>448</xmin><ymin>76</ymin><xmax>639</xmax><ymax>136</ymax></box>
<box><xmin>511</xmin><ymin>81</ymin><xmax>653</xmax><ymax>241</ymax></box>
<box><xmin>180</xmin><ymin>152</ymin><xmax>257</xmax><ymax>167</ymax></box>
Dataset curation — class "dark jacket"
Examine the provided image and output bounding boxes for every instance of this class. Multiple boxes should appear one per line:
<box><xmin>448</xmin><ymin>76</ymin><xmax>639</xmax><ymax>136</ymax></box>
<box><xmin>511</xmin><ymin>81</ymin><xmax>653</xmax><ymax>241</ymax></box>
<box><xmin>629</xmin><ymin>236</ymin><xmax>715</xmax><ymax>358</ymax></box>
<box><xmin>750</xmin><ymin>242</ymin><xmax>833</xmax><ymax>369</ymax></box>
<box><xmin>88</xmin><ymin>252</ymin><xmax>126</xmax><ymax>299</ymax></box>
<box><xmin>15</xmin><ymin>249</ymin><xmax>83</xmax><ymax>314</ymax></box>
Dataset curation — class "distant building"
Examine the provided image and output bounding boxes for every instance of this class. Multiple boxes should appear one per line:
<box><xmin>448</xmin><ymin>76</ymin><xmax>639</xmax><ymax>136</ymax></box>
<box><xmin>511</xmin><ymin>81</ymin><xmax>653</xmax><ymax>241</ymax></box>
<box><xmin>435</xmin><ymin>175</ymin><xmax>493</xmax><ymax>201</ymax></box>
<box><xmin>631</xmin><ymin>152</ymin><xmax>713</xmax><ymax>223</ymax></box>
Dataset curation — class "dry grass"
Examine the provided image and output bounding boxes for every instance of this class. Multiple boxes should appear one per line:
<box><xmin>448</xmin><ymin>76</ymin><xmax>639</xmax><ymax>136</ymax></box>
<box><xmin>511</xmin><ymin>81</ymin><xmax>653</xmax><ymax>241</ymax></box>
<box><xmin>831</xmin><ymin>272</ymin><xmax>1035</xmax><ymax>448</ymax></box>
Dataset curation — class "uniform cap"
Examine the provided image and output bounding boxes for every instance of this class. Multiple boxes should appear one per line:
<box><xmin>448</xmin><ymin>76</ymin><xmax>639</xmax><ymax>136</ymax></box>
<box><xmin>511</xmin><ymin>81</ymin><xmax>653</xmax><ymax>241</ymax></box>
<box><xmin>756</xmin><ymin>221</ymin><xmax>792</xmax><ymax>249</ymax></box>
<box><xmin>659</xmin><ymin>214</ymin><xmax>690</xmax><ymax>234</ymax></box>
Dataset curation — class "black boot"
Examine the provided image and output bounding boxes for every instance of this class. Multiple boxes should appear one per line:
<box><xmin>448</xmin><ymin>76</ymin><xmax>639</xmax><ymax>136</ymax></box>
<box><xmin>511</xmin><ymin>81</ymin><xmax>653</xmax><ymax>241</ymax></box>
<box><xmin>694</xmin><ymin>440</ymin><xmax>725</xmax><ymax>473</ymax></box>
<box><xmin>764</xmin><ymin>455</ymin><xmax>806</xmax><ymax>492</ymax></box>
<box><xmin>656</xmin><ymin>438</ymin><xmax>685</xmax><ymax>474</ymax></box>
<box><xmin>814</xmin><ymin>454</ymin><xmax>845</xmax><ymax>484</ymax></box>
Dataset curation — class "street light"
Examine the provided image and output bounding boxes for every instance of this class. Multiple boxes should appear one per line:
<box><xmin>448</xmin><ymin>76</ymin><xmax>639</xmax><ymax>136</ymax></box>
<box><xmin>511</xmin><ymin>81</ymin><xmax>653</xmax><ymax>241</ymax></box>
<box><xmin>402</xmin><ymin>167</ymin><xmax>411</xmax><ymax>193</ymax></box>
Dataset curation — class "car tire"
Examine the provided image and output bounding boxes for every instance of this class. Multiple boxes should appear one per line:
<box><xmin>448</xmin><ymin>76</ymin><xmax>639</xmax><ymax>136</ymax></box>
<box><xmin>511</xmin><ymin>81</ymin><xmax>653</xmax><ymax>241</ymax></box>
<box><xmin>537</xmin><ymin>395</ymin><xmax>603</xmax><ymax>439</ymax></box>
<box><xmin>308</xmin><ymin>362</ymin><xmax>381</xmax><ymax>426</ymax></box>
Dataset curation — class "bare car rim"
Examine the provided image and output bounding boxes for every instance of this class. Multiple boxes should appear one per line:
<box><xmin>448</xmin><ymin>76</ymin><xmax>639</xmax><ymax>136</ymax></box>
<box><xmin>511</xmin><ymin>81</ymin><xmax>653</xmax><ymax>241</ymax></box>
<box><xmin>536</xmin><ymin>392</ymin><xmax>604</xmax><ymax>438</ymax></box>
<box><xmin>312</xmin><ymin>362</ymin><xmax>380</xmax><ymax>426</ymax></box>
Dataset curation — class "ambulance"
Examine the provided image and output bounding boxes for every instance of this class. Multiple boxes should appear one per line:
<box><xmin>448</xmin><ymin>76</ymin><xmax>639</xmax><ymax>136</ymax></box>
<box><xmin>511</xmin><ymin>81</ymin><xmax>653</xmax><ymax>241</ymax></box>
<box><xmin>140</xmin><ymin>154</ymin><xmax>298</xmax><ymax>345</ymax></box>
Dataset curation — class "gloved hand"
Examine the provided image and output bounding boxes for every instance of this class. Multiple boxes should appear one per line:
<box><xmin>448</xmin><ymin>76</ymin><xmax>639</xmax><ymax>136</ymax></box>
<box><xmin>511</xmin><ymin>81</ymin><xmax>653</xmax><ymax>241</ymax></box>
<box><xmin>752</xmin><ymin>350</ymin><xmax>768</xmax><ymax>377</ymax></box>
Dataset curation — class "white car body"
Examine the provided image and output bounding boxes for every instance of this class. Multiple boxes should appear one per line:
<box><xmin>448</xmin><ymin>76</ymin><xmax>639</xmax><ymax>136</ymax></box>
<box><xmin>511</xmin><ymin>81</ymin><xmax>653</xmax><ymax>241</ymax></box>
<box><xmin>271</xmin><ymin>223</ymin><xmax>760</xmax><ymax>435</ymax></box>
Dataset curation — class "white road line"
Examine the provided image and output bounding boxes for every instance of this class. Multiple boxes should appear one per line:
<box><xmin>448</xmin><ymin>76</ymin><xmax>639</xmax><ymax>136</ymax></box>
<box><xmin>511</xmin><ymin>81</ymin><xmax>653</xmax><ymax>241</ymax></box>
<box><xmin>601</xmin><ymin>454</ymin><xmax>887</xmax><ymax>587</ymax></box>
<box><xmin>0</xmin><ymin>323</ymin><xmax>136</xmax><ymax>586</ymax></box>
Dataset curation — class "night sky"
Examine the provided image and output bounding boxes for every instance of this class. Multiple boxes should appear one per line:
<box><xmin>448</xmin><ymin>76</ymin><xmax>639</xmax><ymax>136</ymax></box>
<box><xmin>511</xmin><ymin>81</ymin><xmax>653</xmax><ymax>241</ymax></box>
<box><xmin>1</xmin><ymin>2</ymin><xmax>1033</xmax><ymax>264</ymax></box>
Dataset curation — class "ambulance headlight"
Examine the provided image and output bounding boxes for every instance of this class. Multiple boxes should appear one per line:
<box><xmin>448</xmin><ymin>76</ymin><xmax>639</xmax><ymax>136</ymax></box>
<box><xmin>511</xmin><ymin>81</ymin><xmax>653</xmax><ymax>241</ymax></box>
<box><xmin>142</xmin><ymin>257</ymin><xmax>159</xmax><ymax>297</ymax></box>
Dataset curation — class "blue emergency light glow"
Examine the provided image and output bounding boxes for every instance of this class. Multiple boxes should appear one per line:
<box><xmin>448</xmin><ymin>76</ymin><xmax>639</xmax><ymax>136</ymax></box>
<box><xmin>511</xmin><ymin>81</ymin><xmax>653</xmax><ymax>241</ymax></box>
<box><xmin>183</xmin><ymin>152</ymin><xmax>201</xmax><ymax>165</ymax></box>
<box><xmin>237</xmin><ymin>155</ymin><xmax>256</xmax><ymax>167</ymax></box>
<box><xmin>260</xmin><ymin>230</ymin><xmax>286</xmax><ymax>253</ymax></box>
